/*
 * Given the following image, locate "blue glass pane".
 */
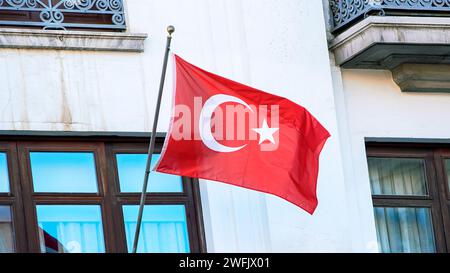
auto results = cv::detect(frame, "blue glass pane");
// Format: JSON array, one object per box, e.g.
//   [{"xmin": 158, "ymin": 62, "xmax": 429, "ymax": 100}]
[
  {"xmin": 36, "ymin": 205, "xmax": 105, "ymax": 253},
  {"xmin": 116, "ymin": 154, "xmax": 182, "ymax": 192},
  {"xmin": 122, "ymin": 205, "xmax": 190, "ymax": 253},
  {"xmin": 0, "ymin": 153, "xmax": 9, "ymax": 192},
  {"xmin": 374, "ymin": 207, "xmax": 436, "ymax": 253},
  {"xmin": 30, "ymin": 152, "xmax": 98, "ymax": 193}
]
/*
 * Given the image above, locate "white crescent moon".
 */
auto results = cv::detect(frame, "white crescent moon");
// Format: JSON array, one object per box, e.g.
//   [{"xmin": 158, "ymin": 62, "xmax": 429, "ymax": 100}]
[{"xmin": 199, "ymin": 94, "xmax": 253, "ymax": 153}]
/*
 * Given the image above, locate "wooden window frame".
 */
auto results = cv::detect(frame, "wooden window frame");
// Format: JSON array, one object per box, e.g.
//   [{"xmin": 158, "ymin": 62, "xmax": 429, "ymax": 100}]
[
  {"xmin": 0, "ymin": 142, "xmax": 27, "ymax": 252},
  {"xmin": 366, "ymin": 143, "xmax": 450, "ymax": 253},
  {"xmin": 0, "ymin": 135, "xmax": 206, "ymax": 253},
  {"xmin": 433, "ymin": 148, "xmax": 450, "ymax": 251}
]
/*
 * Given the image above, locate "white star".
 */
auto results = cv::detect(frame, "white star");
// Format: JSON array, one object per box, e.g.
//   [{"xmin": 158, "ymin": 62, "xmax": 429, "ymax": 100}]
[{"xmin": 252, "ymin": 119, "xmax": 279, "ymax": 145}]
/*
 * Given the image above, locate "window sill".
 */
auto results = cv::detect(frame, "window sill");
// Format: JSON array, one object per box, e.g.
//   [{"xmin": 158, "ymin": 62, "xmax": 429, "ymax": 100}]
[{"xmin": 0, "ymin": 28, "xmax": 147, "ymax": 52}]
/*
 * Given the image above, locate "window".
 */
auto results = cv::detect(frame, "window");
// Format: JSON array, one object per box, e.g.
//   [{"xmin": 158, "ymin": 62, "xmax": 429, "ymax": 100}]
[
  {"xmin": 367, "ymin": 144, "xmax": 450, "ymax": 253},
  {"xmin": 109, "ymin": 142, "xmax": 204, "ymax": 253},
  {"xmin": 0, "ymin": 137, "xmax": 205, "ymax": 253}
]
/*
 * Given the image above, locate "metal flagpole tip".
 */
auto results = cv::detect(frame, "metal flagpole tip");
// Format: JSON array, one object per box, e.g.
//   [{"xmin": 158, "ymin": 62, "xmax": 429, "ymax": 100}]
[{"xmin": 167, "ymin": 25, "xmax": 175, "ymax": 36}]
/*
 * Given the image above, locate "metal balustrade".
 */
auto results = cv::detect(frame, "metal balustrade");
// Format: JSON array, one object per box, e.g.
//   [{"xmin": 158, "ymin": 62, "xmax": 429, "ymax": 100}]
[
  {"xmin": 330, "ymin": 0, "xmax": 450, "ymax": 32},
  {"xmin": 0, "ymin": 0, "xmax": 126, "ymax": 31}
]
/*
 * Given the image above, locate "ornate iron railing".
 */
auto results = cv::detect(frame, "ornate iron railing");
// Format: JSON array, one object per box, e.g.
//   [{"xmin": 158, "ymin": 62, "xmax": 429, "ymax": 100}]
[
  {"xmin": 0, "ymin": 0, "xmax": 126, "ymax": 30},
  {"xmin": 330, "ymin": 0, "xmax": 450, "ymax": 32}
]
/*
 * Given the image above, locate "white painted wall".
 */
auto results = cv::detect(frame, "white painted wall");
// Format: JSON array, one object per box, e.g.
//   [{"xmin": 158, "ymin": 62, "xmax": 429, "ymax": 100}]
[
  {"xmin": 341, "ymin": 69, "xmax": 450, "ymax": 140},
  {"xmin": 0, "ymin": 0, "xmax": 381, "ymax": 252},
  {"xmin": 328, "ymin": 59, "xmax": 381, "ymax": 253}
]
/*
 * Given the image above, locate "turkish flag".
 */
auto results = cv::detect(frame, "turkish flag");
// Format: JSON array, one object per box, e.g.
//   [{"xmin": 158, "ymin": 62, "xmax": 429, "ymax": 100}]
[{"xmin": 155, "ymin": 54, "xmax": 330, "ymax": 214}]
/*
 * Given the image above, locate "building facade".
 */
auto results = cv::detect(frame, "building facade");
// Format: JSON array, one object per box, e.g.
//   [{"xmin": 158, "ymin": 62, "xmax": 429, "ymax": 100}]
[{"xmin": 0, "ymin": 0, "xmax": 449, "ymax": 253}]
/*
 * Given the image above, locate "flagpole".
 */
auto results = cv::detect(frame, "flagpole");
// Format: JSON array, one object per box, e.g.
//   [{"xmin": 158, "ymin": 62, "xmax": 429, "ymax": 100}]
[{"xmin": 131, "ymin": 25, "xmax": 175, "ymax": 253}]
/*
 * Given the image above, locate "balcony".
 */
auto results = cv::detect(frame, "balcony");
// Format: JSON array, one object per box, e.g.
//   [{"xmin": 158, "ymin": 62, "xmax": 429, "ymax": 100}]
[
  {"xmin": 329, "ymin": 0, "xmax": 450, "ymax": 92},
  {"xmin": 0, "ymin": 0, "xmax": 126, "ymax": 31},
  {"xmin": 330, "ymin": 0, "xmax": 450, "ymax": 33}
]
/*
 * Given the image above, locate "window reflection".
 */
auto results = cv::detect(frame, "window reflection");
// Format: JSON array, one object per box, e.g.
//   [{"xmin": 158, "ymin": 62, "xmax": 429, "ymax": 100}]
[
  {"xmin": 39, "ymin": 227, "xmax": 66, "ymax": 253},
  {"xmin": 36, "ymin": 205, "xmax": 105, "ymax": 253},
  {"xmin": 30, "ymin": 152, "xmax": 98, "ymax": 193},
  {"xmin": 0, "ymin": 153, "xmax": 9, "ymax": 193},
  {"xmin": 116, "ymin": 154, "xmax": 183, "ymax": 192},
  {"xmin": 122, "ymin": 205, "xmax": 190, "ymax": 253},
  {"xmin": 0, "ymin": 206, "xmax": 14, "ymax": 253}
]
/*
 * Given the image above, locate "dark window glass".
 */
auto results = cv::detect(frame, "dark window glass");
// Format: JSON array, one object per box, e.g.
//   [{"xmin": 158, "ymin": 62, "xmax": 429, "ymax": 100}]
[
  {"xmin": 0, "ymin": 206, "xmax": 14, "ymax": 253},
  {"xmin": 374, "ymin": 207, "xmax": 435, "ymax": 253},
  {"xmin": 368, "ymin": 157, "xmax": 428, "ymax": 196}
]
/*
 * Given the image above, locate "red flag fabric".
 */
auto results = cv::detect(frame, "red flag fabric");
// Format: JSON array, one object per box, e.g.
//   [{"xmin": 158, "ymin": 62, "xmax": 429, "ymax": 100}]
[{"xmin": 155, "ymin": 54, "xmax": 330, "ymax": 214}]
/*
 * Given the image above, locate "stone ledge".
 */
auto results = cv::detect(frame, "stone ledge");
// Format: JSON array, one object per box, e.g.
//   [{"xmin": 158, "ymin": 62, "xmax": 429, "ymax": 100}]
[
  {"xmin": 329, "ymin": 16, "xmax": 450, "ymax": 69},
  {"xmin": 392, "ymin": 64, "xmax": 450, "ymax": 93},
  {"xmin": 0, "ymin": 28, "xmax": 148, "ymax": 52}
]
